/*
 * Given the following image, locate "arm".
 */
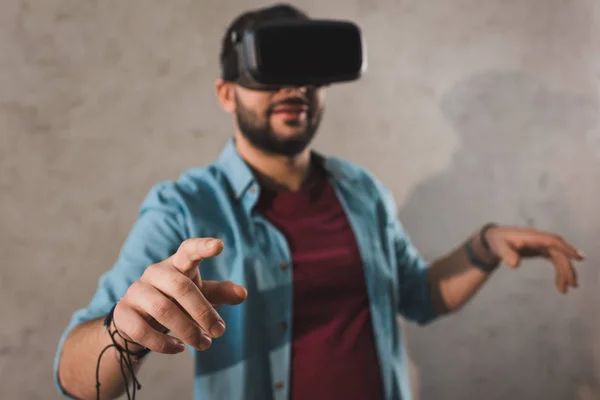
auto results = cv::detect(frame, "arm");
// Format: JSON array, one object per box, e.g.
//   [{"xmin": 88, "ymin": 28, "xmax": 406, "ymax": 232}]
[
  {"xmin": 373, "ymin": 177, "xmax": 582, "ymax": 323},
  {"xmin": 427, "ymin": 225, "xmax": 500, "ymax": 315},
  {"xmin": 378, "ymin": 184, "xmax": 582, "ymax": 323},
  {"xmin": 55, "ymin": 183, "xmax": 247, "ymax": 399},
  {"xmin": 427, "ymin": 224, "xmax": 584, "ymax": 315},
  {"xmin": 55, "ymin": 184, "xmax": 185, "ymax": 399},
  {"xmin": 57, "ymin": 239, "xmax": 246, "ymax": 400},
  {"xmin": 57, "ymin": 317, "xmax": 147, "ymax": 400}
]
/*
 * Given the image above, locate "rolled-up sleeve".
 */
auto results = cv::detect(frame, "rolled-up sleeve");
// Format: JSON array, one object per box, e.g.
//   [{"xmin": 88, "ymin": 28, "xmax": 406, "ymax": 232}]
[
  {"xmin": 391, "ymin": 218, "xmax": 438, "ymax": 325},
  {"xmin": 379, "ymin": 185, "xmax": 439, "ymax": 325},
  {"xmin": 53, "ymin": 182, "xmax": 187, "ymax": 397}
]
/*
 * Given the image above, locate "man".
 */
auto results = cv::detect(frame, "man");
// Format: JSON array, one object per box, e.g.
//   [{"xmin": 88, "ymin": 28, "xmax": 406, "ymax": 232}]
[{"xmin": 54, "ymin": 4, "xmax": 584, "ymax": 400}]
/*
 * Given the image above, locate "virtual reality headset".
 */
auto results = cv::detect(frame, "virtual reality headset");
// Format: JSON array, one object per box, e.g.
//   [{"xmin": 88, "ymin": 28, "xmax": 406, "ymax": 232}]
[{"xmin": 222, "ymin": 19, "xmax": 366, "ymax": 90}]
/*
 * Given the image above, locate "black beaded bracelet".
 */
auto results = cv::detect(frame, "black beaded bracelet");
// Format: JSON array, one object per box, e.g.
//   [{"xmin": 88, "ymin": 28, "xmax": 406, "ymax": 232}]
[
  {"xmin": 480, "ymin": 222, "xmax": 498, "ymax": 252},
  {"xmin": 464, "ymin": 240, "xmax": 498, "ymax": 272},
  {"xmin": 464, "ymin": 223, "xmax": 500, "ymax": 272}
]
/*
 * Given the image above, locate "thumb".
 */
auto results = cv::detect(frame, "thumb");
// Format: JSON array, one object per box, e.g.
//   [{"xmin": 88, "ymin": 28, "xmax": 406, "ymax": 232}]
[{"xmin": 494, "ymin": 240, "xmax": 521, "ymax": 268}]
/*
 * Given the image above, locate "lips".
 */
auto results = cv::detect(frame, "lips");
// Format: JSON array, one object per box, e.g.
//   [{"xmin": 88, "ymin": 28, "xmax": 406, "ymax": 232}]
[{"xmin": 272, "ymin": 104, "xmax": 309, "ymax": 113}]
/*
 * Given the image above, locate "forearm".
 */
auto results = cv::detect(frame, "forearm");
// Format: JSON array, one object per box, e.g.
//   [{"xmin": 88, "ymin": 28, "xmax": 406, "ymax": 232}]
[
  {"xmin": 428, "ymin": 228, "xmax": 499, "ymax": 314},
  {"xmin": 57, "ymin": 317, "xmax": 146, "ymax": 400}
]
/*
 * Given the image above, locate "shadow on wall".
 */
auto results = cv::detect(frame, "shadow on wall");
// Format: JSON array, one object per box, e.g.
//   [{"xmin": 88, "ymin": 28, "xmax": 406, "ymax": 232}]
[{"xmin": 398, "ymin": 70, "xmax": 600, "ymax": 400}]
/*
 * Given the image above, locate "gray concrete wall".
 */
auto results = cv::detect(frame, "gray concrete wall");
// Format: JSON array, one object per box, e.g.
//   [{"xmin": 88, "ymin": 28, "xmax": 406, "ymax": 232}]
[{"xmin": 1, "ymin": 0, "xmax": 598, "ymax": 399}]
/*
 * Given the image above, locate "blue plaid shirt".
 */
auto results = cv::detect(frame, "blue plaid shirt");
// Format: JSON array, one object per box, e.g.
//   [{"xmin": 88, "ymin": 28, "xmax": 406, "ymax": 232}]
[{"xmin": 54, "ymin": 139, "xmax": 438, "ymax": 400}]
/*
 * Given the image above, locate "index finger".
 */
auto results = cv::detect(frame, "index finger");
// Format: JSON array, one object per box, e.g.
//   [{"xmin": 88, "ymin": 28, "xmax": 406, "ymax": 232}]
[{"xmin": 170, "ymin": 238, "xmax": 224, "ymax": 274}]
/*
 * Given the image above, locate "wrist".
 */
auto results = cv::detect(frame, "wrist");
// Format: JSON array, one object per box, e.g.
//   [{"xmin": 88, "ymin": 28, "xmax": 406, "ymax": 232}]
[
  {"xmin": 479, "ymin": 223, "xmax": 498, "ymax": 256},
  {"xmin": 105, "ymin": 303, "xmax": 150, "ymax": 359},
  {"xmin": 465, "ymin": 223, "xmax": 501, "ymax": 272}
]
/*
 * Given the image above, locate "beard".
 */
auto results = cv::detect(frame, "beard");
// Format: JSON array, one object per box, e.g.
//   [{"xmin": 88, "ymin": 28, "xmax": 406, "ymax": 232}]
[{"xmin": 234, "ymin": 94, "xmax": 323, "ymax": 157}]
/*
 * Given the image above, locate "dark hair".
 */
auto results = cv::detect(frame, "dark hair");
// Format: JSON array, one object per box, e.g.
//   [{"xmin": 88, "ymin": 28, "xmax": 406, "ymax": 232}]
[{"xmin": 219, "ymin": 3, "xmax": 309, "ymax": 81}]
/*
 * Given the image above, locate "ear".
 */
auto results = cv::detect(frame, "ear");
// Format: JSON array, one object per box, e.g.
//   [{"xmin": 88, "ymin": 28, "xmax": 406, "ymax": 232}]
[{"xmin": 215, "ymin": 79, "xmax": 236, "ymax": 113}]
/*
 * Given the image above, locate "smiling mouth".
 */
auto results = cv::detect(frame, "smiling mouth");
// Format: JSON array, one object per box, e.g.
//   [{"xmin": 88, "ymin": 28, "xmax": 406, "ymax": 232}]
[
  {"xmin": 271, "ymin": 104, "xmax": 309, "ymax": 121},
  {"xmin": 272, "ymin": 104, "xmax": 309, "ymax": 113}
]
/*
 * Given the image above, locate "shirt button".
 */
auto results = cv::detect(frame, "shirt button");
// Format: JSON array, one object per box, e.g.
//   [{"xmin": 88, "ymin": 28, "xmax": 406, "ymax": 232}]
[
  {"xmin": 249, "ymin": 185, "xmax": 257, "ymax": 193},
  {"xmin": 274, "ymin": 381, "xmax": 285, "ymax": 390},
  {"xmin": 279, "ymin": 321, "xmax": 288, "ymax": 331},
  {"xmin": 280, "ymin": 261, "xmax": 289, "ymax": 270}
]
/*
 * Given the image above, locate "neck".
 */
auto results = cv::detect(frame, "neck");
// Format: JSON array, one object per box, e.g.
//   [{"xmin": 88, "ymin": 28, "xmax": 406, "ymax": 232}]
[{"xmin": 234, "ymin": 133, "xmax": 312, "ymax": 191}]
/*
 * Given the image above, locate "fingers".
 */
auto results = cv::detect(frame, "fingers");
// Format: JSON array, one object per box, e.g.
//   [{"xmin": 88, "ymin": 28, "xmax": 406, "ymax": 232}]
[
  {"xmin": 512, "ymin": 228, "xmax": 583, "ymax": 261},
  {"xmin": 115, "ymin": 237, "xmax": 246, "ymax": 355},
  {"xmin": 126, "ymin": 281, "xmax": 213, "ymax": 350},
  {"xmin": 518, "ymin": 231, "xmax": 581, "ymax": 294},
  {"xmin": 548, "ymin": 247, "xmax": 578, "ymax": 294},
  {"xmin": 170, "ymin": 238, "xmax": 225, "ymax": 275},
  {"xmin": 142, "ymin": 264, "xmax": 226, "ymax": 339},
  {"xmin": 113, "ymin": 302, "xmax": 186, "ymax": 354},
  {"xmin": 202, "ymin": 281, "xmax": 248, "ymax": 307},
  {"xmin": 545, "ymin": 234, "xmax": 585, "ymax": 261}
]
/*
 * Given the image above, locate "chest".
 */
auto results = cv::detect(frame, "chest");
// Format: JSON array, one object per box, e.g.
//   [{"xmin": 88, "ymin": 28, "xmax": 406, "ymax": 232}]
[
  {"xmin": 194, "ymin": 179, "xmax": 397, "ymax": 306},
  {"xmin": 268, "ymin": 203, "xmax": 365, "ymax": 296},
  {"xmin": 260, "ymin": 179, "xmax": 368, "ymax": 285}
]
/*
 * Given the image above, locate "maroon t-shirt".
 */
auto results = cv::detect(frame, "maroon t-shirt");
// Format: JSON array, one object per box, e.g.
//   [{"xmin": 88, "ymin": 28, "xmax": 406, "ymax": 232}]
[{"xmin": 257, "ymin": 165, "xmax": 384, "ymax": 400}]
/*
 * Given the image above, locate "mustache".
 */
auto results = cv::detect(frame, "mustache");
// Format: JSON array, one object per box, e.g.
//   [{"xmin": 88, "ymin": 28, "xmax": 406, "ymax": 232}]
[{"xmin": 268, "ymin": 97, "xmax": 311, "ymax": 114}]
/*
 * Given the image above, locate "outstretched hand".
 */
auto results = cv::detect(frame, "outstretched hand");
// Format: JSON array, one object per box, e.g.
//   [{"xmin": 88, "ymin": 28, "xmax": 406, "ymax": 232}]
[
  {"xmin": 114, "ymin": 238, "xmax": 248, "ymax": 354},
  {"xmin": 484, "ymin": 226, "xmax": 585, "ymax": 294}
]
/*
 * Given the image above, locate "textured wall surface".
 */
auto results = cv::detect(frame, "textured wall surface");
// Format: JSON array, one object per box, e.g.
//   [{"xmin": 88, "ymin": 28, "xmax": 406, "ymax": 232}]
[{"xmin": 1, "ymin": 0, "xmax": 599, "ymax": 399}]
